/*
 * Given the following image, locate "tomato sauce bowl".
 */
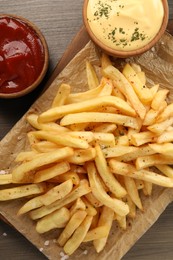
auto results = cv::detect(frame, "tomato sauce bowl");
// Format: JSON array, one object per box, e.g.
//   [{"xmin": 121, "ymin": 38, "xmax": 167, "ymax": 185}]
[{"xmin": 0, "ymin": 14, "xmax": 49, "ymax": 98}]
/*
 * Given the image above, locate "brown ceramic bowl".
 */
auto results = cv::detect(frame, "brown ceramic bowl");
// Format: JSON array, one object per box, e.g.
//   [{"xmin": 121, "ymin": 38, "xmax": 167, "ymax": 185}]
[
  {"xmin": 0, "ymin": 14, "xmax": 49, "ymax": 99},
  {"xmin": 83, "ymin": 0, "xmax": 169, "ymax": 58}
]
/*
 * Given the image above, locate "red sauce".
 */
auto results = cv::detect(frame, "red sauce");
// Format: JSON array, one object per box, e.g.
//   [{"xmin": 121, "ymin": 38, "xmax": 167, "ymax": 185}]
[{"xmin": 0, "ymin": 16, "xmax": 45, "ymax": 94}]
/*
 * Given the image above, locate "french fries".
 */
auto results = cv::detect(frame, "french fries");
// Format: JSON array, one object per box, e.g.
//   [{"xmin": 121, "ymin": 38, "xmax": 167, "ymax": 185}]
[
  {"xmin": 18, "ymin": 180, "xmax": 73, "ymax": 215},
  {"xmin": 1, "ymin": 54, "xmax": 173, "ymax": 257},
  {"xmin": 36, "ymin": 207, "xmax": 70, "ymax": 233},
  {"xmin": 12, "ymin": 147, "xmax": 73, "ymax": 182},
  {"xmin": 57, "ymin": 210, "xmax": 87, "ymax": 246},
  {"xmin": 87, "ymin": 162, "xmax": 129, "ymax": 216},
  {"xmin": 0, "ymin": 183, "xmax": 46, "ymax": 201}
]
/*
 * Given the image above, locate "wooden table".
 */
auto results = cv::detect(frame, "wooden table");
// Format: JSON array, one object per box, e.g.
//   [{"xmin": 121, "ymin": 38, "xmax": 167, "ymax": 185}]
[{"xmin": 0, "ymin": 1, "xmax": 173, "ymax": 259}]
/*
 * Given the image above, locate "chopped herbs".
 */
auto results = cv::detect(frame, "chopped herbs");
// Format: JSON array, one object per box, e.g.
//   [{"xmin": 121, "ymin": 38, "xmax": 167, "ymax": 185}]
[
  {"xmin": 131, "ymin": 28, "xmax": 147, "ymax": 42},
  {"xmin": 94, "ymin": 1, "xmax": 112, "ymax": 19}
]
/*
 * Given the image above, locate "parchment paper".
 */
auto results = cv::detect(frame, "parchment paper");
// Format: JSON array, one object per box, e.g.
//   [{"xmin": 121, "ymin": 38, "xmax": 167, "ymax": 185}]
[{"xmin": 1, "ymin": 32, "xmax": 173, "ymax": 260}]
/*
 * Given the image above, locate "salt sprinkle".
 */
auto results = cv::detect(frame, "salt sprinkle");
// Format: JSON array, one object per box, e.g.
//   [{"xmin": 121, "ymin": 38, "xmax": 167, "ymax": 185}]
[
  {"xmin": 59, "ymin": 251, "xmax": 69, "ymax": 260},
  {"xmin": 83, "ymin": 250, "xmax": 88, "ymax": 255},
  {"xmin": 39, "ymin": 248, "xmax": 44, "ymax": 252},
  {"xmin": 44, "ymin": 240, "xmax": 50, "ymax": 246},
  {"xmin": 60, "ymin": 255, "xmax": 69, "ymax": 260},
  {"xmin": 0, "ymin": 170, "xmax": 7, "ymax": 175},
  {"xmin": 2, "ymin": 232, "xmax": 7, "ymax": 236},
  {"xmin": 151, "ymin": 47, "xmax": 155, "ymax": 52}
]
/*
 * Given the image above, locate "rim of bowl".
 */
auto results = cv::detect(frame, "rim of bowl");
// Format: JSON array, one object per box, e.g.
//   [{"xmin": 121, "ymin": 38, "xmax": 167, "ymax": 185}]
[
  {"xmin": 0, "ymin": 14, "xmax": 49, "ymax": 99},
  {"xmin": 83, "ymin": 0, "xmax": 169, "ymax": 58}
]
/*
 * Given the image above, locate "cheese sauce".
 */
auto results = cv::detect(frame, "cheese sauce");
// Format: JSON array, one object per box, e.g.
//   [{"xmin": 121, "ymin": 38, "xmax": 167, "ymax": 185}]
[{"xmin": 87, "ymin": 0, "xmax": 164, "ymax": 51}]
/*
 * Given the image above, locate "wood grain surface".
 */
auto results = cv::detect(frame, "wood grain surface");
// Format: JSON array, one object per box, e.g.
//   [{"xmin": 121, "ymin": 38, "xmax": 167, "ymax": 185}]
[{"xmin": 0, "ymin": 1, "xmax": 173, "ymax": 260}]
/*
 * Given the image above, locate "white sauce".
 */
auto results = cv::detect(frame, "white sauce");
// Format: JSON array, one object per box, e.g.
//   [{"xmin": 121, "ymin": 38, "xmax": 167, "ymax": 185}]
[{"xmin": 87, "ymin": 0, "xmax": 164, "ymax": 51}]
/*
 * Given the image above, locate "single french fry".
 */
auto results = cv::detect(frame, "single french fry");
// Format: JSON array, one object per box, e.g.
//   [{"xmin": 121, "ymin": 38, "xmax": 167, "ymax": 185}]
[
  {"xmin": 34, "ymin": 162, "xmax": 70, "ymax": 183},
  {"xmin": 143, "ymin": 109, "xmax": 160, "ymax": 126},
  {"xmin": 114, "ymin": 214, "xmax": 127, "ymax": 230},
  {"xmin": 15, "ymin": 150, "xmax": 40, "ymax": 162},
  {"xmin": 157, "ymin": 103, "xmax": 173, "ymax": 122},
  {"xmin": 117, "ymin": 135, "xmax": 129, "ymax": 146},
  {"xmin": 137, "ymin": 71, "xmax": 146, "ymax": 85},
  {"xmin": 157, "ymin": 130, "xmax": 173, "ymax": 143},
  {"xmin": 116, "ymin": 145, "xmax": 155, "ymax": 162},
  {"xmin": 147, "ymin": 117, "xmax": 173, "ymax": 135},
  {"xmin": 63, "ymin": 215, "xmax": 93, "ymax": 255},
  {"xmin": 95, "ymin": 144, "xmax": 126, "ymax": 198},
  {"xmin": 93, "ymin": 206, "xmax": 114, "ymax": 253},
  {"xmin": 122, "ymin": 63, "xmax": 153, "ymax": 104},
  {"xmin": 83, "ymin": 226, "xmax": 109, "ymax": 242},
  {"xmin": 87, "ymin": 162, "xmax": 129, "ymax": 216},
  {"xmin": 38, "ymin": 95, "xmax": 136, "ymax": 123},
  {"xmin": 40, "ymin": 179, "xmax": 73, "ymax": 206},
  {"xmin": 68, "ymin": 131, "xmax": 94, "ymax": 143},
  {"xmin": 69, "ymin": 123, "xmax": 89, "ymax": 131},
  {"xmin": 49, "ymin": 171, "xmax": 80, "ymax": 186},
  {"xmin": 86, "ymin": 60, "xmax": 99, "ymax": 89},
  {"xmin": 103, "ymin": 65, "xmax": 146, "ymax": 119},
  {"xmin": 123, "ymin": 176, "xmax": 143, "ymax": 210},
  {"xmin": 85, "ymin": 192, "xmax": 103, "ymax": 208},
  {"xmin": 82, "ymin": 197, "xmax": 97, "ymax": 216},
  {"xmin": 150, "ymin": 84, "xmax": 159, "ymax": 99},
  {"xmin": 27, "ymin": 131, "xmax": 38, "ymax": 146},
  {"xmin": 67, "ymin": 148, "xmax": 96, "ymax": 164},
  {"xmin": 149, "ymin": 143, "xmax": 173, "ymax": 156},
  {"xmin": 0, "ymin": 174, "xmax": 12, "ymax": 185},
  {"xmin": 27, "ymin": 113, "xmax": 69, "ymax": 132},
  {"xmin": 51, "ymin": 83, "xmax": 71, "ymax": 107},
  {"xmin": 101, "ymin": 52, "xmax": 112, "ymax": 70},
  {"xmin": 112, "ymin": 85, "xmax": 126, "ymax": 100},
  {"xmin": 93, "ymin": 132, "xmax": 116, "ymax": 147},
  {"xmin": 92, "ymin": 123, "xmax": 117, "ymax": 133},
  {"xmin": 130, "ymin": 131, "xmax": 156, "ymax": 146},
  {"xmin": 32, "ymin": 130, "xmax": 89, "ymax": 149},
  {"xmin": 90, "ymin": 209, "xmax": 100, "ymax": 229},
  {"xmin": 103, "ymin": 146, "xmax": 138, "ymax": 158},
  {"xmin": 97, "ymin": 78, "xmax": 113, "ymax": 96},
  {"xmin": 151, "ymin": 89, "xmax": 169, "ymax": 111},
  {"xmin": 142, "ymin": 181, "xmax": 153, "ymax": 196},
  {"xmin": 69, "ymin": 198, "xmax": 86, "ymax": 216},
  {"xmin": 126, "ymin": 195, "xmax": 136, "ymax": 219},
  {"xmin": 60, "ymin": 112, "xmax": 139, "ymax": 130},
  {"xmin": 155, "ymin": 165, "xmax": 173, "ymax": 179},
  {"xmin": 36, "ymin": 207, "xmax": 70, "ymax": 233},
  {"xmin": 32, "ymin": 141, "xmax": 60, "ymax": 153},
  {"xmin": 30, "ymin": 180, "xmax": 91, "ymax": 220},
  {"xmin": 66, "ymin": 80, "xmax": 109, "ymax": 104},
  {"xmin": 136, "ymin": 154, "xmax": 173, "ymax": 170},
  {"xmin": 0, "ymin": 183, "xmax": 46, "ymax": 201},
  {"xmin": 57, "ymin": 210, "xmax": 87, "ymax": 246},
  {"xmin": 109, "ymin": 159, "xmax": 173, "ymax": 187}
]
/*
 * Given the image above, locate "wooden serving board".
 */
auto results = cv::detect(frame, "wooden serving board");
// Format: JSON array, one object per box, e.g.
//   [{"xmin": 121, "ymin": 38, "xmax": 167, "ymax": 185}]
[{"xmin": 0, "ymin": 22, "xmax": 173, "ymax": 225}]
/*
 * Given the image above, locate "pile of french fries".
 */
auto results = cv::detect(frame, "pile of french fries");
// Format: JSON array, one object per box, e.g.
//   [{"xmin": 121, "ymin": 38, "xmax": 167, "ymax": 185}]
[{"xmin": 1, "ymin": 53, "xmax": 173, "ymax": 255}]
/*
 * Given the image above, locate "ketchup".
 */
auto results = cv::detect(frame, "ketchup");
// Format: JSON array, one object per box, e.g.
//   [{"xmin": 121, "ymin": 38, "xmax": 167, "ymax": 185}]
[{"xmin": 0, "ymin": 16, "xmax": 45, "ymax": 94}]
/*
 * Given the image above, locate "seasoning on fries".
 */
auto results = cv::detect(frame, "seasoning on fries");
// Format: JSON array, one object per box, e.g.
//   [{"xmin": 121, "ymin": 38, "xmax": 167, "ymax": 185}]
[{"xmin": 1, "ymin": 54, "xmax": 173, "ymax": 256}]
